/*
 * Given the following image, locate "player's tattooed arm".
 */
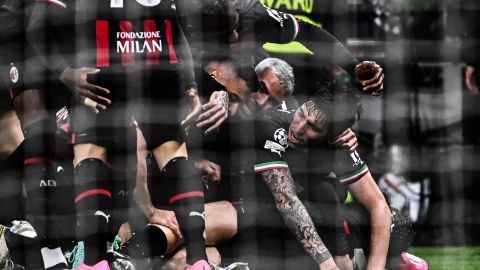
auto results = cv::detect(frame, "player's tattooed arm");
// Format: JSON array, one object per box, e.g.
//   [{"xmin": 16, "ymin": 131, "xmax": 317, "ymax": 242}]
[{"xmin": 261, "ymin": 168, "xmax": 339, "ymax": 269}]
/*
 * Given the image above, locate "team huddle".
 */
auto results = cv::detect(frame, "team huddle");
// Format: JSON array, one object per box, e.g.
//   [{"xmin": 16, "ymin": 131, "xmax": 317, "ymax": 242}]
[{"xmin": 0, "ymin": 0, "xmax": 427, "ymax": 270}]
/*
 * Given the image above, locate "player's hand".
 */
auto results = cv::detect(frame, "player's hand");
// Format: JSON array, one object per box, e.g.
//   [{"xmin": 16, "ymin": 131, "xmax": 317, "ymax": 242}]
[
  {"xmin": 194, "ymin": 159, "xmax": 222, "ymax": 182},
  {"xmin": 59, "ymin": 67, "xmax": 111, "ymax": 113},
  {"xmin": 319, "ymin": 258, "xmax": 340, "ymax": 270},
  {"xmin": 196, "ymin": 90, "xmax": 229, "ymax": 134},
  {"xmin": 355, "ymin": 61, "xmax": 384, "ymax": 96},
  {"xmin": 465, "ymin": 65, "xmax": 479, "ymax": 95},
  {"xmin": 181, "ymin": 89, "xmax": 202, "ymax": 128},
  {"xmin": 148, "ymin": 208, "xmax": 182, "ymax": 239},
  {"xmin": 331, "ymin": 128, "xmax": 358, "ymax": 151}
]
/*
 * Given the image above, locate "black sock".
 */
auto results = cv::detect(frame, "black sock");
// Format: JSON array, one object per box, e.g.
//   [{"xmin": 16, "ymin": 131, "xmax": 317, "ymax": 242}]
[
  {"xmin": 74, "ymin": 158, "xmax": 114, "ymax": 264},
  {"xmin": 108, "ymin": 132, "xmax": 137, "ymax": 244},
  {"xmin": 22, "ymin": 119, "xmax": 61, "ymax": 246},
  {"xmin": 0, "ymin": 143, "xmax": 24, "ymax": 224},
  {"xmin": 159, "ymin": 157, "xmax": 207, "ymax": 264}
]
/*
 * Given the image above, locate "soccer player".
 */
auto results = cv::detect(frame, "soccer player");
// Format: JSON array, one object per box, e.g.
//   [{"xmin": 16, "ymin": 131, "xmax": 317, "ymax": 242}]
[
  {"xmin": 255, "ymin": 57, "xmax": 295, "ymax": 104},
  {"xmin": 252, "ymin": 80, "xmax": 391, "ymax": 270},
  {"xmin": 28, "ymin": 1, "xmax": 210, "ymax": 269},
  {"xmin": 209, "ymin": 55, "xmax": 422, "ymax": 269},
  {"xmin": 177, "ymin": 0, "xmax": 384, "ymax": 96},
  {"xmin": 127, "ymin": 53, "xmax": 416, "ymax": 270},
  {"xmin": 0, "ymin": 0, "xmax": 79, "ymax": 268}
]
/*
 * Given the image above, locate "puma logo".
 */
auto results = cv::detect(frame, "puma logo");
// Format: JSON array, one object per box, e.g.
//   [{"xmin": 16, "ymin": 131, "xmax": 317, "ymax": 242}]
[
  {"xmin": 95, "ymin": 210, "xmax": 111, "ymax": 224},
  {"xmin": 189, "ymin": 211, "xmax": 205, "ymax": 220},
  {"xmin": 189, "ymin": 211, "xmax": 206, "ymax": 240}
]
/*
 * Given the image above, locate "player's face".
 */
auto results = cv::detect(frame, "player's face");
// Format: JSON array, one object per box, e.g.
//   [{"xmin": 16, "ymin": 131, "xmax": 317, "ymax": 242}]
[
  {"xmin": 288, "ymin": 101, "xmax": 330, "ymax": 148},
  {"xmin": 257, "ymin": 69, "xmax": 287, "ymax": 102},
  {"xmin": 208, "ymin": 62, "xmax": 250, "ymax": 102}
]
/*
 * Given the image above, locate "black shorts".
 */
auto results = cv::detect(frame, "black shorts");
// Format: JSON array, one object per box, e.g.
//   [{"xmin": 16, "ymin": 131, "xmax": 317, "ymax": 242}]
[
  {"xmin": 0, "ymin": 6, "xmax": 24, "ymax": 99},
  {"xmin": 134, "ymin": 98, "xmax": 186, "ymax": 150},
  {"xmin": 0, "ymin": 6, "xmax": 47, "ymax": 100},
  {"xmin": 0, "ymin": 13, "xmax": 67, "ymax": 112},
  {"xmin": 71, "ymin": 102, "xmax": 136, "ymax": 154},
  {"xmin": 71, "ymin": 98, "xmax": 184, "ymax": 152},
  {"xmin": 77, "ymin": 68, "xmax": 185, "ymax": 150}
]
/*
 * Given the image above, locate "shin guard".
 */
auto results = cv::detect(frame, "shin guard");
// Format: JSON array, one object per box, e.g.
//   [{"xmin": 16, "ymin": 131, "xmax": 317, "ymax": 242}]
[
  {"xmin": 154, "ymin": 157, "xmax": 206, "ymax": 264},
  {"xmin": 22, "ymin": 119, "xmax": 57, "ymax": 244},
  {"xmin": 74, "ymin": 158, "xmax": 114, "ymax": 264}
]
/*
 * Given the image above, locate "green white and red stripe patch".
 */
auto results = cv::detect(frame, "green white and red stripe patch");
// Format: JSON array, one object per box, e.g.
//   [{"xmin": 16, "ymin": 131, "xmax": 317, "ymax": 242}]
[
  {"xmin": 338, "ymin": 164, "xmax": 369, "ymax": 185},
  {"xmin": 288, "ymin": 14, "xmax": 300, "ymax": 42},
  {"xmin": 254, "ymin": 161, "xmax": 289, "ymax": 173}
]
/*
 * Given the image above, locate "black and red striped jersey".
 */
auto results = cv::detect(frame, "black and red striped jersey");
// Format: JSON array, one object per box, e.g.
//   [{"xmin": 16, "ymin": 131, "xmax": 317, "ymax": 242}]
[{"xmin": 28, "ymin": 0, "xmax": 196, "ymax": 94}]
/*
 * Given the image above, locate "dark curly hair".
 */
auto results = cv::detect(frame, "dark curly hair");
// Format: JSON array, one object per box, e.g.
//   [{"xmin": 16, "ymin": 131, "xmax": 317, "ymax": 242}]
[
  {"xmin": 306, "ymin": 79, "xmax": 362, "ymax": 139},
  {"xmin": 202, "ymin": 48, "xmax": 258, "ymax": 92}
]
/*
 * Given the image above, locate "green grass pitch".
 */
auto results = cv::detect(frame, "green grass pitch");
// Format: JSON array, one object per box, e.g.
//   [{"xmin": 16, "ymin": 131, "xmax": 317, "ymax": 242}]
[{"xmin": 409, "ymin": 246, "xmax": 480, "ymax": 270}]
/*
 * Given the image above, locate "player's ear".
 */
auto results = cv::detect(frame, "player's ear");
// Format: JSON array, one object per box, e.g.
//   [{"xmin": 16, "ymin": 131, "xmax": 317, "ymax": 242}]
[{"xmin": 209, "ymin": 68, "xmax": 219, "ymax": 79}]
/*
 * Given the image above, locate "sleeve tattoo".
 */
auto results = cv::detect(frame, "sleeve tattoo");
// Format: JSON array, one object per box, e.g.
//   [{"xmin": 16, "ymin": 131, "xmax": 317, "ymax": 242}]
[
  {"xmin": 262, "ymin": 168, "xmax": 333, "ymax": 264},
  {"xmin": 217, "ymin": 90, "xmax": 229, "ymax": 112}
]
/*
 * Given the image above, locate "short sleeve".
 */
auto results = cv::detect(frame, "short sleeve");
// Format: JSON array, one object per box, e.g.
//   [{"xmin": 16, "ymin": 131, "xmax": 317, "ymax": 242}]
[
  {"xmin": 253, "ymin": 110, "xmax": 291, "ymax": 172},
  {"xmin": 333, "ymin": 149, "xmax": 369, "ymax": 185}
]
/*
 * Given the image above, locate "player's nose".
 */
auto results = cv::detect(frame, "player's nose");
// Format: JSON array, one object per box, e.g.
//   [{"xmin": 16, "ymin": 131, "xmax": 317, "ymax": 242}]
[{"xmin": 296, "ymin": 120, "xmax": 307, "ymax": 134}]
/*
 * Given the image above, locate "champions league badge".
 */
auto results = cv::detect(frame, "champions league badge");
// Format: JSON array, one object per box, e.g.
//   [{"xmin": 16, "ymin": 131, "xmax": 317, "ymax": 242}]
[
  {"xmin": 9, "ymin": 64, "xmax": 19, "ymax": 84},
  {"xmin": 264, "ymin": 128, "xmax": 289, "ymax": 157},
  {"xmin": 274, "ymin": 128, "xmax": 288, "ymax": 148}
]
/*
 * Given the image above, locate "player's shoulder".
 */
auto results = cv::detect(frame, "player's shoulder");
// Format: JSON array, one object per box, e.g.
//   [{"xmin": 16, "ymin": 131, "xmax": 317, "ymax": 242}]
[
  {"xmin": 255, "ymin": 98, "xmax": 296, "ymax": 129},
  {"xmin": 253, "ymin": 110, "xmax": 290, "ymax": 163},
  {"xmin": 255, "ymin": 107, "xmax": 288, "ymax": 129},
  {"xmin": 254, "ymin": 108, "xmax": 290, "ymax": 151}
]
